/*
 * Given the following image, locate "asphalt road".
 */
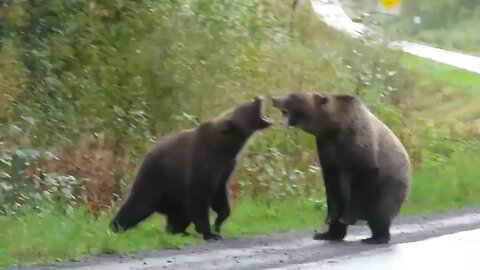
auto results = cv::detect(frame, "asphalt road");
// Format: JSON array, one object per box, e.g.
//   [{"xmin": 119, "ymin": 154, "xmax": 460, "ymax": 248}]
[
  {"xmin": 14, "ymin": 207, "xmax": 480, "ymax": 270},
  {"xmin": 269, "ymin": 228, "xmax": 480, "ymax": 270}
]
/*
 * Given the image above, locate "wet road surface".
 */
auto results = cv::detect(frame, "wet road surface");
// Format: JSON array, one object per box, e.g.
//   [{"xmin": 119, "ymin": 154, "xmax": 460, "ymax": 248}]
[
  {"xmin": 310, "ymin": 0, "xmax": 480, "ymax": 74},
  {"xmin": 267, "ymin": 228, "xmax": 480, "ymax": 270},
  {"xmin": 15, "ymin": 207, "xmax": 480, "ymax": 270}
]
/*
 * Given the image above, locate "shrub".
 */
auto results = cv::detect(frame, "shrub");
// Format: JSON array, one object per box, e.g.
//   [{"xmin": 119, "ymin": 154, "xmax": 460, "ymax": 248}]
[{"xmin": 0, "ymin": 0, "xmax": 410, "ymax": 214}]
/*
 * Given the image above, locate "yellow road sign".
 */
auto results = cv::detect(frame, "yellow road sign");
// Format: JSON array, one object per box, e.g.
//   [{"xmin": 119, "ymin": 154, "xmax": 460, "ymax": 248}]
[{"xmin": 379, "ymin": 0, "xmax": 401, "ymax": 11}]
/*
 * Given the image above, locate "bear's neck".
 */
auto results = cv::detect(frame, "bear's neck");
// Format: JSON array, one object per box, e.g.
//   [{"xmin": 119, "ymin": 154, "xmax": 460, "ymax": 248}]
[{"xmin": 220, "ymin": 135, "xmax": 250, "ymax": 158}]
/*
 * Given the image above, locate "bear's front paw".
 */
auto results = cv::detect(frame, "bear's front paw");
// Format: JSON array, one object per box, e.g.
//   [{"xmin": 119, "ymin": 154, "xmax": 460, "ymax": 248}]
[
  {"xmin": 313, "ymin": 231, "xmax": 345, "ymax": 241},
  {"xmin": 203, "ymin": 233, "xmax": 223, "ymax": 242}
]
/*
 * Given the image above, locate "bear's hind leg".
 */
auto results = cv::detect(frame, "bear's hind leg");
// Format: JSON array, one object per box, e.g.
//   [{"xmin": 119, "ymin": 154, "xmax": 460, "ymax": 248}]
[
  {"xmin": 187, "ymin": 187, "xmax": 221, "ymax": 241},
  {"xmin": 363, "ymin": 216, "xmax": 391, "ymax": 244},
  {"xmin": 313, "ymin": 219, "xmax": 347, "ymax": 241},
  {"xmin": 362, "ymin": 194, "xmax": 394, "ymax": 244},
  {"xmin": 362, "ymin": 182, "xmax": 405, "ymax": 244},
  {"xmin": 110, "ymin": 196, "xmax": 155, "ymax": 233},
  {"xmin": 165, "ymin": 210, "xmax": 191, "ymax": 236},
  {"xmin": 339, "ymin": 190, "xmax": 361, "ymax": 225}
]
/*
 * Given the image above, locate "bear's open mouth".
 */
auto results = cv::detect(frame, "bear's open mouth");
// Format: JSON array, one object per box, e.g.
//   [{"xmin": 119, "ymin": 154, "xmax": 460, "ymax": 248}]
[
  {"xmin": 280, "ymin": 110, "xmax": 290, "ymax": 127},
  {"xmin": 271, "ymin": 96, "xmax": 290, "ymax": 127},
  {"xmin": 256, "ymin": 96, "xmax": 274, "ymax": 124}
]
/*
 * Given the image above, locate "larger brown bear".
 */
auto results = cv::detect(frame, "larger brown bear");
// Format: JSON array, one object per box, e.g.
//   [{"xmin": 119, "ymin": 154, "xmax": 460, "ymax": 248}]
[
  {"xmin": 272, "ymin": 92, "xmax": 411, "ymax": 244},
  {"xmin": 110, "ymin": 96, "xmax": 273, "ymax": 241}
]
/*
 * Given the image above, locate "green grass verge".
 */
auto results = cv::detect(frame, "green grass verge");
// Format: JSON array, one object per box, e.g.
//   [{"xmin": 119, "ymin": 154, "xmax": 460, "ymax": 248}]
[
  {"xmin": 402, "ymin": 54, "xmax": 480, "ymax": 124},
  {"xmin": 403, "ymin": 54, "xmax": 480, "ymax": 98},
  {"xmin": 3, "ymin": 147, "xmax": 480, "ymax": 267},
  {"xmin": 400, "ymin": 54, "xmax": 480, "ymax": 215},
  {"xmin": 0, "ymin": 197, "xmax": 325, "ymax": 266},
  {"xmin": 404, "ymin": 151, "xmax": 480, "ymax": 215}
]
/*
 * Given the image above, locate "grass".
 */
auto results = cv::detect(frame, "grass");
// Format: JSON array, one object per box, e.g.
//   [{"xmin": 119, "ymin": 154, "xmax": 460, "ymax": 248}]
[
  {"xmin": 3, "ymin": 147, "xmax": 480, "ymax": 266},
  {"xmin": 404, "ymin": 150, "xmax": 480, "ymax": 216},
  {"xmin": 401, "ymin": 54, "xmax": 480, "ymax": 129},
  {"xmin": 399, "ymin": 53, "xmax": 480, "ymax": 213},
  {"xmin": 0, "ymin": 197, "xmax": 325, "ymax": 266},
  {"xmin": 403, "ymin": 54, "xmax": 480, "ymax": 98},
  {"xmin": 403, "ymin": 19, "xmax": 480, "ymax": 56},
  {"xmin": 345, "ymin": 2, "xmax": 480, "ymax": 56}
]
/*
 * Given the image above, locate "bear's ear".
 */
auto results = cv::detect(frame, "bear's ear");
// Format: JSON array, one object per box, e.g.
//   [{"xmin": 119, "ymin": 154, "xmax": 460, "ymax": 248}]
[
  {"xmin": 313, "ymin": 93, "xmax": 328, "ymax": 105},
  {"xmin": 219, "ymin": 119, "xmax": 237, "ymax": 134}
]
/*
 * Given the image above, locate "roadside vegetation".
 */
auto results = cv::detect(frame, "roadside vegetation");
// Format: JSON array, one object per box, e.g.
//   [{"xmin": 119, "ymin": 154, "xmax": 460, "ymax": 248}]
[
  {"xmin": 342, "ymin": 0, "xmax": 480, "ymax": 54},
  {"xmin": 1, "ymin": 0, "xmax": 480, "ymax": 266}
]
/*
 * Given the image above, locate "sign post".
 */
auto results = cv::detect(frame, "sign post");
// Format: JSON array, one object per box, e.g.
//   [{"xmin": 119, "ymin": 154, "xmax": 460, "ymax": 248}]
[{"xmin": 377, "ymin": 0, "xmax": 401, "ymax": 16}]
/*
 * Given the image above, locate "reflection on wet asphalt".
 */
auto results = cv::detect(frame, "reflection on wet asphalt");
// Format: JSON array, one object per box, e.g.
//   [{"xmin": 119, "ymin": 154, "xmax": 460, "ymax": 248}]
[{"xmin": 268, "ymin": 228, "xmax": 480, "ymax": 270}]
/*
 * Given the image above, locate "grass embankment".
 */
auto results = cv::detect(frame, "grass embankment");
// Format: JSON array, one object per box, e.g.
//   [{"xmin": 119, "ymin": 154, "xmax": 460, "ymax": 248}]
[
  {"xmin": 342, "ymin": 0, "xmax": 480, "ymax": 55},
  {"xmin": 2, "ymin": 54, "xmax": 480, "ymax": 266},
  {"xmin": 0, "ymin": 198, "xmax": 323, "ymax": 266},
  {"xmin": 399, "ymin": 19, "xmax": 480, "ymax": 56},
  {"xmin": 401, "ymin": 54, "xmax": 480, "ymax": 215}
]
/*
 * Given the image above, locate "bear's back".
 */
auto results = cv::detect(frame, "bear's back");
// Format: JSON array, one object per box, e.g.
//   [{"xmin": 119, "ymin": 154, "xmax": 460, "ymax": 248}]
[
  {"xmin": 370, "ymin": 114, "xmax": 411, "ymax": 183},
  {"xmin": 132, "ymin": 129, "xmax": 196, "ymax": 198}
]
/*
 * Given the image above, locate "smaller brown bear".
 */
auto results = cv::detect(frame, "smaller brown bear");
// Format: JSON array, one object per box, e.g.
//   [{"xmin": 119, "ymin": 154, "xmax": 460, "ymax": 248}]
[
  {"xmin": 110, "ymin": 96, "xmax": 273, "ymax": 241},
  {"xmin": 272, "ymin": 92, "xmax": 411, "ymax": 244}
]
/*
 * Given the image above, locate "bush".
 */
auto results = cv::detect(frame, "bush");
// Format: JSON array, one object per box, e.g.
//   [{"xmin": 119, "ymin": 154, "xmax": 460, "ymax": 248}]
[
  {"xmin": 0, "ymin": 0, "xmax": 409, "ymax": 214},
  {"xmin": 0, "ymin": 144, "xmax": 85, "ymax": 215}
]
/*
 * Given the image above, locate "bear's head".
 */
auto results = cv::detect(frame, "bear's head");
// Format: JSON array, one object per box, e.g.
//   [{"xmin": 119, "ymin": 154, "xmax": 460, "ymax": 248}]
[
  {"xmin": 196, "ymin": 95, "xmax": 273, "ymax": 157},
  {"xmin": 272, "ymin": 92, "xmax": 357, "ymax": 137},
  {"xmin": 215, "ymin": 96, "xmax": 274, "ymax": 137}
]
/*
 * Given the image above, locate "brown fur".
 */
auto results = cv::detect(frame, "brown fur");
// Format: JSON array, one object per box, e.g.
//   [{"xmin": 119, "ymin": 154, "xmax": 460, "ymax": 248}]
[
  {"xmin": 272, "ymin": 92, "xmax": 411, "ymax": 244},
  {"xmin": 110, "ymin": 97, "xmax": 273, "ymax": 241}
]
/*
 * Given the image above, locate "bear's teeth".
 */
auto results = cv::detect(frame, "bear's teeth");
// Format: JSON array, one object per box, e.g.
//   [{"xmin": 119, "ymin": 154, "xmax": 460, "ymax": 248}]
[
  {"xmin": 282, "ymin": 115, "xmax": 290, "ymax": 127},
  {"xmin": 259, "ymin": 99, "xmax": 265, "ymax": 117}
]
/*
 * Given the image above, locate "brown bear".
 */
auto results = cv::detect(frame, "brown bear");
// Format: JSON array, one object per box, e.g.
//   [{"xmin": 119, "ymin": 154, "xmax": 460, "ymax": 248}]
[
  {"xmin": 272, "ymin": 92, "xmax": 411, "ymax": 244},
  {"xmin": 109, "ymin": 96, "xmax": 273, "ymax": 241}
]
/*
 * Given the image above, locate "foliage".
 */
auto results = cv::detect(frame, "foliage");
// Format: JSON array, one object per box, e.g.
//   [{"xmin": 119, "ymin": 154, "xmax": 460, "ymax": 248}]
[
  {"xmin": 0, "ymin": 0, "xmax": 410, "ymax": 215},
  {"xmin": 348, "ymin": 0, "xmax": 480, "ymax": 53},
  {"xmin": 0, "ymin": 144, "xmax": 84, "ymax": 215},
  {"xmin": 400, "ymin": 0, "xmax": 480, "ymax": 29}
]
